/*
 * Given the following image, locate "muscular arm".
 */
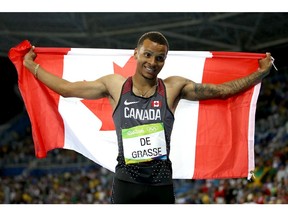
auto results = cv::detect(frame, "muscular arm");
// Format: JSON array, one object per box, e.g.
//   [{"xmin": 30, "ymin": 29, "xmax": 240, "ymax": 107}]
[
  {"xmin": 23, "ymin": 47, "xmax": 125, "ymax": 106},
  {"xmin": 181, "ymin": 53, "xmax": 273, "ymax": 101}
]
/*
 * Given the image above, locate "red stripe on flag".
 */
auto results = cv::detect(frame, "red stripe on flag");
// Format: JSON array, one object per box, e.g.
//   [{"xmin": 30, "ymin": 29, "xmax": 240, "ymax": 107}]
[
  {"xmin": 9, "ymin": 44, "xmax": 264, "ymax": 179},
  {"xmin": 193, "ymin": 52, "xmax": 263, "ymax": 179},
  {"xmin": 8, "ymin": 41, "xmax": 71, "ymax": 158}
]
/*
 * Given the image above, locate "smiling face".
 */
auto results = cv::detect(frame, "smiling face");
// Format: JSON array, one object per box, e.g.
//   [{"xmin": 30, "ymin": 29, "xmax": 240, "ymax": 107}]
[{"xmin": 134, "ymin": 38, "xmax": 168, "ymax": 80}]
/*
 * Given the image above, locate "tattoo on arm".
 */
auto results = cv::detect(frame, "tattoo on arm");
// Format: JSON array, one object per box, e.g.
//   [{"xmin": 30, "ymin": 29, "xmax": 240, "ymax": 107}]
[
  {"xmin": 224, "ymin": 71, "xmax": 268, "ymax": 96},
  {"xmin": 182, "ymin": 68, "xmax": 269, "ymax": 101},
  {"xmin": 194, "ymin": 83, "xmax": 223, "ymax": 100},
  {"xmin": 194, "ymin": 70, "xmax": 268, "ymax": 100}
]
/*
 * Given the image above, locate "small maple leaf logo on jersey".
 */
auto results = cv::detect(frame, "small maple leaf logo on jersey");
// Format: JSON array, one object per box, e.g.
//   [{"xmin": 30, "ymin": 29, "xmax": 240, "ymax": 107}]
[{"xmin": 151, "ymin": 100, "xmax": 162, "ymax": 108}]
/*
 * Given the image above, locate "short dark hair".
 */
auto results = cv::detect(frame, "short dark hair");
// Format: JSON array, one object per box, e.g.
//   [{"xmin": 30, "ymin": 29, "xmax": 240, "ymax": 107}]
[{"xmin": 137, "ymin": 31, "xmax": 169, "ymax": 50}]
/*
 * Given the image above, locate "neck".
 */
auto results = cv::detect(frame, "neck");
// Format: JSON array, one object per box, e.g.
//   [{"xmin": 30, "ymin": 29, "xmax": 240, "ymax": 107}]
[
  {"xmin": 132, "ymin": 74, "xmax": 157, "ymax": 86},
  {"xmin": 132, "ymin": 76, "xmax": 158, "ymax": 97}
]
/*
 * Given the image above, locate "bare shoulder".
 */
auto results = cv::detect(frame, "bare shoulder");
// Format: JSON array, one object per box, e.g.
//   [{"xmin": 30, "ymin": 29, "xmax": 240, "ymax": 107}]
[
  {"xmin": 100, "ymin": 73, "xmax": 126, "ymax": 84},
  {"xmin": 163, "ymin": 76, "xmax": 187, "ymax": 86},
  {"xmin": 88, "ymin": 73, "xmax": 126, "ymax": 94},
  {"xmin": 100, "ymin": 73, "xmax": 126, "ymax": 89},
  {"xmin": 163, "ymin": 75, "xmax": 195, "ymax": 92},
  {"xmin": 162, "ymin": 76, "xmax": 193, "ymax": 112},
  {"xmin": 163, "ymin": 75, "xmax": 199, "ymax": 103},
  {"xmin": 100, "ymin": 74, "xmax": 127, "ymax": 106}
]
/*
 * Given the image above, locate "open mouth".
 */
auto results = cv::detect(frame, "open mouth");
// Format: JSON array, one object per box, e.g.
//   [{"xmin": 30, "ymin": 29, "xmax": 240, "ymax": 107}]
[{"xmin": 145, "ymin": 66, "xmax": 156, "ymax": 74}]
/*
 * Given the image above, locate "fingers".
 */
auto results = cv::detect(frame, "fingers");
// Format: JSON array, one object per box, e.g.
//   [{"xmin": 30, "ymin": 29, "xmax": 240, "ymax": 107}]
[
  {"xmin": 24, "ymin": 45, "xmax": 37, "ymax": 60},
  {"xmin": 29, "ymin": 46, "xmax": 37, "ymax": 57},
  {"xmin": 262, "ymin": 52, "xmax": 272, "ymax": 62},
  {"xmin": 30, "ymin": 46, "xmax": 35, "ymax": 52}
]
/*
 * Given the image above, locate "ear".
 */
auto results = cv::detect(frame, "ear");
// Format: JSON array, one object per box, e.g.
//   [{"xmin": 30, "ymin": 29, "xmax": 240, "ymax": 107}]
[{"xmin": 133, "ymin": 48, "xmax": 138, "ymax": 59}]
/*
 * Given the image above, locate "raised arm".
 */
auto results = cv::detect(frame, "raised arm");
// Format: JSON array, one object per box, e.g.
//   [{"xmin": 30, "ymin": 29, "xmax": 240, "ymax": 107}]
[
  {"xmin": 23, "ymin": 47, "xmax": 125, "ymax": 105},
  {"xmin": 180, "ymin": 52, "xmax": 273, "ymax": 101}
]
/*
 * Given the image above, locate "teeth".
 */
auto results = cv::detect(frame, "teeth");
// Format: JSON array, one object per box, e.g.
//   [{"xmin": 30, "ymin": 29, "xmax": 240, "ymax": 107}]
[{"xmin": 146, "ymin": 67, "xmax": 154, "ymax": 72}]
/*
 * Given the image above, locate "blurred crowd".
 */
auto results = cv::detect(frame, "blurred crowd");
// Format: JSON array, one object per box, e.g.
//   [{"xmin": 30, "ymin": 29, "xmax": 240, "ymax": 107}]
[{"xmin": 0, "ymin": 72, "xmax": 287, "ymax": 204}]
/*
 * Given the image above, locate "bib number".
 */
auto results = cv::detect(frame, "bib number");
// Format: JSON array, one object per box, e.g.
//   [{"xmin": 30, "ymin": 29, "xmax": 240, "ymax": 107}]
[{"xmin": 122, "ymin": 123, "xmax": 167, "ymax": 164}]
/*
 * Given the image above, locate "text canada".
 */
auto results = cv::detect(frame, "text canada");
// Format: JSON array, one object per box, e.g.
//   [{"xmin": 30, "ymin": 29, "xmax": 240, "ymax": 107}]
[{"xmin": 124, "ymin": 107, "xmax": 161, "ymax": 120}]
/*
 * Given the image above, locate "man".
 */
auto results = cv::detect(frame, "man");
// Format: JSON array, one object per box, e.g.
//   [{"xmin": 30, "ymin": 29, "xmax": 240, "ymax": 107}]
[{"xmin": 23, "ymin": 31, "xmax": 273, "ymax": 204}]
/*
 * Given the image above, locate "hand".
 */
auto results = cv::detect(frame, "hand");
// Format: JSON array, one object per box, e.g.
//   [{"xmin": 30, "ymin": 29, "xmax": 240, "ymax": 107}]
[
  {"xmin": 258, "ymin": 52, "xmax": 273, "ymax": 73},
  {"xmin": 23, "ymin": 46, "xmax": 37, "ymax": 67}
]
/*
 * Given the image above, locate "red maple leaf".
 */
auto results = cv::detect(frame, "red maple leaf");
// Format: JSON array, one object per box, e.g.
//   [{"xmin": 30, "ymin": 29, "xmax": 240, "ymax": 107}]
[{"xmin": 81, "ymin": 56, "xmax": 136, "ymax": 130}]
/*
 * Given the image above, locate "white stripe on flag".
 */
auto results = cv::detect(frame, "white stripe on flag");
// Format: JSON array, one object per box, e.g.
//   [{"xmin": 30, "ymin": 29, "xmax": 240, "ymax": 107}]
[
  {"xmin": 247, "ymin": 82, "xmax": 261, "ymax": 179},
  {"xmin": 59, "ymin": 49, "xmax": 212, "ymax": 178},
  {"xmin": 163, "ymin": 52, "xmax": 210, "ymax": 179}
]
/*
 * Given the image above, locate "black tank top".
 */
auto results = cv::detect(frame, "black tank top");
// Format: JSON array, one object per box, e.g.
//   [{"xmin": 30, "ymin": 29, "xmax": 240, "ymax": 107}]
[{"xmin": 112, "ymin": 77, "xmax": 175, "ymax": 185}]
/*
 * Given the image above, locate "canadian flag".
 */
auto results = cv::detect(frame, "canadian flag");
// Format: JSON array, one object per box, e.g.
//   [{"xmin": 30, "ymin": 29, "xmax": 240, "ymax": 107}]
[
  {"xmin": 151, "ymin": 100, "xmax": 161, "ymax": 108},
  {"xmin": 8, "ymin": 40, "xmax": 264, "ymax": 179}
]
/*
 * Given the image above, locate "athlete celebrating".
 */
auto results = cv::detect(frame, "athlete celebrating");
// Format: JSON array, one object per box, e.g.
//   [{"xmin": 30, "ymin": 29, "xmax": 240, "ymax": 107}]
[{"xmin": 23, "ymin": 31, "xmax": 273, "ymax": 204}]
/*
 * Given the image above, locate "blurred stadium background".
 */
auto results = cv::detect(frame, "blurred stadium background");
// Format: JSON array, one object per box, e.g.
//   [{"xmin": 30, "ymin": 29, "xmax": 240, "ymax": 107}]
[{"xmin": 0, "ymin": 12, "xmax": 287, "ymax": 204}]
